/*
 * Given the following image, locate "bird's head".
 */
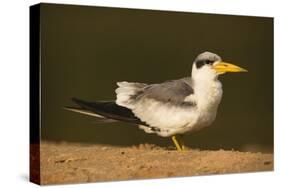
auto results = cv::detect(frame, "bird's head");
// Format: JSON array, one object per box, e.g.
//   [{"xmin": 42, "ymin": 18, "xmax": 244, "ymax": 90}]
[{"xmin": 191, "ymin": 51, "xmax": 247, "ymax": 80}]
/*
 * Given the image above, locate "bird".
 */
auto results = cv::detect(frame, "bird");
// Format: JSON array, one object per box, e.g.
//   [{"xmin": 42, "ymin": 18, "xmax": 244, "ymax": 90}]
[{"xmin": 65, "ymin": 52, "xmax": 247, "ymax": 151}]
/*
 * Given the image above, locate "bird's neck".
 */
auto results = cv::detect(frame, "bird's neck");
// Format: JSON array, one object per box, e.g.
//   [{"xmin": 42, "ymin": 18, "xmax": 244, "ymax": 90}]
[{"xmin": 192, "ymin": 76, "xmax": 223, "ymax": 111}]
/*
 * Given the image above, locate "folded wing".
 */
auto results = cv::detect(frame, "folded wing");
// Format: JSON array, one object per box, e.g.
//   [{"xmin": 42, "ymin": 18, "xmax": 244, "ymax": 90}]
[{"xmin": 115, "ymin": 78, "xmax": 197, "ymax": 130}]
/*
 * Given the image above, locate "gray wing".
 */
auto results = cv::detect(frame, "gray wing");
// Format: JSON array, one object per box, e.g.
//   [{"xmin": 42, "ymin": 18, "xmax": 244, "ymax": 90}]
[
  {"xmin": 137, "ymin": 77, "xmax": 195, "ymax": 105},
  {"xmin": 115, "ymin": 77, "xmax": 195, "ymax": 133},
  {"xmin": 115, "ymin": 77, "xmax": 195, "ymax": 109}
]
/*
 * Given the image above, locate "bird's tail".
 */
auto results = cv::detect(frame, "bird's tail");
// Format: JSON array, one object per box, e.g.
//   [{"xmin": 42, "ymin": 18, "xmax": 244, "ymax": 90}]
[{"xmin": 64, "ymin": 98, "xmax": 147, "ymax": 125}]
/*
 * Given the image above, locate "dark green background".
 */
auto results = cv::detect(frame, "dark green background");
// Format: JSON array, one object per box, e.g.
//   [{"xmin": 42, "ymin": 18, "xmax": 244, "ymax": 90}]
[{"xmin": 40, "ymin": 3, "xmax": 273, "ymax": 152}]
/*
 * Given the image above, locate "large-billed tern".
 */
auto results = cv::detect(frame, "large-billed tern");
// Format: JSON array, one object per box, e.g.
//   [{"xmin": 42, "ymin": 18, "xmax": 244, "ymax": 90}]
[{"xmin": 65, "ymin": 52, "xmax": 247, "ymax": 151}]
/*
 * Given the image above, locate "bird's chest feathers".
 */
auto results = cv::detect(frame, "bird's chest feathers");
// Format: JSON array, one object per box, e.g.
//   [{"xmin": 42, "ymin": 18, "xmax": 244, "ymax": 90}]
[{"xmin": 194, "ymin": 80, "xmax": 222, "ymax": 123}]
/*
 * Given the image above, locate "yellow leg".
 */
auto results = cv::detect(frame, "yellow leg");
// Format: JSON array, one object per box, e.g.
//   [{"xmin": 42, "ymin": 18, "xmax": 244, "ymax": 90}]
[
  {"xmin": 178, "ymin": 134, "xmax": 186, "ymax": 151},
  {"xmin": 171, "ymin": 135, "xmax": 182, "ymax": 151}
]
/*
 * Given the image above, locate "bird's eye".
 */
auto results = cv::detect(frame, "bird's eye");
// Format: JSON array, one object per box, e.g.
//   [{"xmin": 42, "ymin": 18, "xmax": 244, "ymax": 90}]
[{"xmin": 196, "ymin": 60, "xmax": 214, "ymax": 69}]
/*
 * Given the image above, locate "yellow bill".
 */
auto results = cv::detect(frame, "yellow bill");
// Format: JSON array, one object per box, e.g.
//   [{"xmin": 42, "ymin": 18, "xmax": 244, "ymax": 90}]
[{"xmin": 213, "ymin": 61, "xmax": 248, "ymax": 73}]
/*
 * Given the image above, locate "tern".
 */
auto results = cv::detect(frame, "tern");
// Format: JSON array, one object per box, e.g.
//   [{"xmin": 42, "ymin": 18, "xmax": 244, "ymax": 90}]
[{"xmin": 65, "ymin": 52, "xmax": 247, "ymax": 151}]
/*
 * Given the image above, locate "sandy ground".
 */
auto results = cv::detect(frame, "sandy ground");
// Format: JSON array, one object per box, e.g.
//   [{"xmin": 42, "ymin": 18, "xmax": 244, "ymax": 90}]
[{"xmin": 39, "ymin": 141, "xmax": 273, "ymax": 185}]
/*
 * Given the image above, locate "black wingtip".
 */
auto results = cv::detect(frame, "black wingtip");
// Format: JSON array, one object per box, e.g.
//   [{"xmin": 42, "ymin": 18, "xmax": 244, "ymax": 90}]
[
  {"xmin": 70, "ymin": 97, "xmax": 90, "ymax": 109},
  {"xmin": 64, "ymin": 97, "xmax": 88, "ymax": 111},
  {"xmin": 65, "ymin": 98, "xmax": 149, "ymax": 126}
]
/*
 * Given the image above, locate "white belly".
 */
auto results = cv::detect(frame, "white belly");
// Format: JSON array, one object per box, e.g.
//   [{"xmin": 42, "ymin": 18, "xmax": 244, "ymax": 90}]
[
  {"xmin": 135, "ymin": 99, "xmax": 219, "ymax": 137},
  {"xmin": 134, "ymin": 98, "xmax": 196, "ymax": 128}
]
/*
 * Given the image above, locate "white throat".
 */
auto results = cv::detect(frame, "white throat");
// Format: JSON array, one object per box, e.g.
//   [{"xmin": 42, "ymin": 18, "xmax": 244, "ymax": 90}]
[{"xmin": 191, "ymin": 64, "xmax": 223, "ymax": 111}]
